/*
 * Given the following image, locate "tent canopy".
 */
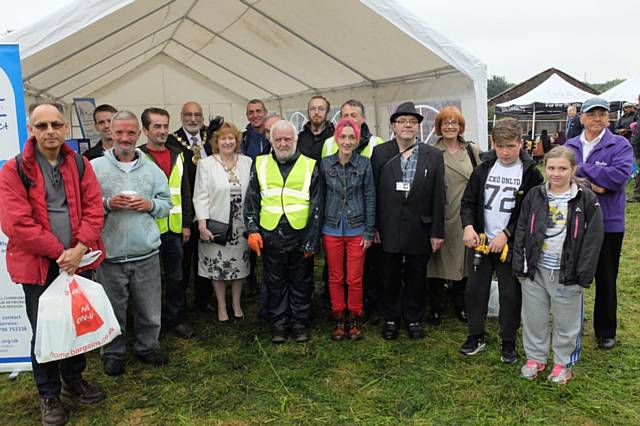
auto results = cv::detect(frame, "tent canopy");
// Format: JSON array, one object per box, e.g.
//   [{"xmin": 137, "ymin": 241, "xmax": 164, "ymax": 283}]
[
  {"xmin": 1, "ymin": 0, "xmax": 487, "ymax": 145},
  {"xmin": 496, "ymin": 73, "xmax": 595, "ymax": 115},
  {"xmin": 600, "ymin": 75, "xmax": 640, "ymax": 104}
]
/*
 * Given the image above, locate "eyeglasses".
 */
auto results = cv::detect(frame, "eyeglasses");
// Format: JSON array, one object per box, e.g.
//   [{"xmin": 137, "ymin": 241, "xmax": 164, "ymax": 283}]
[
  {"xmin": 394, "ymin": 119, "xmax": 419, "ymax": 126},
  {"xmin": 442, "ymin": 120, "xmax": 459, "ymax": 127},
  {"xmin": 182, "ymin": 112, "xmax": 203, "ymax": 118},
  {"xmin": 584, "ymin": 111, "xmax": 609, "ymax": 118},
  {"xmin": 33, "ymin": 121, "xmax": 65, "ymax": 130},
  {"xmin": 308, "ymin": 107, "xmax": 327, "ymax": 113}
]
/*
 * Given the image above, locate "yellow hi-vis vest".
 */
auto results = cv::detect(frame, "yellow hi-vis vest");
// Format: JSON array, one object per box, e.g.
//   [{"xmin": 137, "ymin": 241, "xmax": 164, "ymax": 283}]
[
  {"xmin": 255, "ymin": 154, "xmax": 315, "ymax": 231},
  {"xmin": 148, "ymin": 152, "xmax": 184, "ymax": 234},
  {"xmin": 321, "ymin": 135, "xmax": 384, "ymax": 159}
]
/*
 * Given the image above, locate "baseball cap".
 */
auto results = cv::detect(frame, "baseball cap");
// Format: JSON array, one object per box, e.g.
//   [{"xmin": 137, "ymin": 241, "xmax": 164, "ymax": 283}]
[{"xmin": 581, "ymin": 97, "xmax": 610, "ymax": 113}]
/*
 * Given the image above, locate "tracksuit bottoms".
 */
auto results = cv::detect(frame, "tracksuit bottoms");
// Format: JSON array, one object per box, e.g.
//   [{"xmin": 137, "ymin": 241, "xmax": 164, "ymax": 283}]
[{"xmin": 521, "ymin": 265, "xmax": 583, "ymax": 368}]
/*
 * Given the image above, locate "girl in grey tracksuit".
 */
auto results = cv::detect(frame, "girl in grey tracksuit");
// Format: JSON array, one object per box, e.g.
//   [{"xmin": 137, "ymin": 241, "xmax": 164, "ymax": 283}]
[{"xmin": 513, "ymin": 147, "xmax": 603, "ymax": 383}]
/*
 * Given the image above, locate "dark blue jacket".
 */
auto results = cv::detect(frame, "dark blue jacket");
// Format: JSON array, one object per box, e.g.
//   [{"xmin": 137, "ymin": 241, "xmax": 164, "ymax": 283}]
[
  {"xmin": 241, "ymin": 125, "xmax": 271, "ymax": 160},
  {"xmin": 320, "ymin": 153, "xmax": 376, "ymax": 240}
]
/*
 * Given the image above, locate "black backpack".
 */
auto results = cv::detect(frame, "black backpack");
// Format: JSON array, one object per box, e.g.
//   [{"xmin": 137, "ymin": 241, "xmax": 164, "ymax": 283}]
[{"xmin": 15, "ymin": 152, "xmax": 85, "ymax": 190}]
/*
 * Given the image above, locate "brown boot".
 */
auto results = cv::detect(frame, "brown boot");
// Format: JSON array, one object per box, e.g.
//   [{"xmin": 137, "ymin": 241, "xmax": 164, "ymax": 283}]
[
  {"xmin": 348, "ymin": 314, "xmax": 363, "ymax": 341},
  {"xmin": 40, "ymin": 396, "xmax": 69, "ymax": 426},
  {"xmin": 331, "ymin": 311, "xmax": 346, "ymax": 341}
]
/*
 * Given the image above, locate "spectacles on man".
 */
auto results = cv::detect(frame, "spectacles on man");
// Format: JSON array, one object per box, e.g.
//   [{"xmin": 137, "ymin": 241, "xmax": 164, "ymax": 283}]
[
  {"xmin": 584, "ymin": 111, "xmax": 609, "ymax": 119},
  {"xmin": 442, "ymin": 120, "xmax": 459, "ymax": 127},
  {"xmin": 33, "ymin": 121, "xmax": 65, "ymax": 130},
  {"xmin": 394, "ymin": 119, "xmax": 419, "ymax": 126},
  {"xmin": 308, "ymin": 107, "xmax": 327, "ymax": 113}
]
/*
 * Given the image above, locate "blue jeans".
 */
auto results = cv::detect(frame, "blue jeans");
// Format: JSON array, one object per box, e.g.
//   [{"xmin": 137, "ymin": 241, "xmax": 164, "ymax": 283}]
[
  {"xmin": 160, "ymin": 232, "xmax": 185, "ymax": 326},
  {"xmin": 97, "ymin": 255, "xmax": 162, "ymax": 360},
  {"xmin": 22, "ymin": 261, "xmax": 86, "ymax": 398}
]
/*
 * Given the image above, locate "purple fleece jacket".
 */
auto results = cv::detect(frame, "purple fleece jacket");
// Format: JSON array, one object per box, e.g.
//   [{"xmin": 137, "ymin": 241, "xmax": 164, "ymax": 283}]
[{"xmin": 565, "ymin": 128, "xmax": 632, "ymax": 233}]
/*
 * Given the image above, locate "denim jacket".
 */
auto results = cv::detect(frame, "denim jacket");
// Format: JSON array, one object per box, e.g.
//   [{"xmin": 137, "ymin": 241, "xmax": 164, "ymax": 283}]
[{"xmin": 320, "ymin": 153, "xmax": 376, "ymax": 240}]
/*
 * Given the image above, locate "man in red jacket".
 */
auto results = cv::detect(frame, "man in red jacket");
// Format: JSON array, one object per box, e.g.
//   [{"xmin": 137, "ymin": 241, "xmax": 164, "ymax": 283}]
[{"xmin": 0, "ymin": 102, "xmax": 106, "ymax": 426}]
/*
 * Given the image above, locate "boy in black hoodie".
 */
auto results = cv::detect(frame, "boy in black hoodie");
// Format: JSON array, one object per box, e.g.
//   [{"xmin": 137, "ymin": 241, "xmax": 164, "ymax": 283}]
[{"xmin": 459, "ymin": 118, "xmax": 543, "ymax": 363}]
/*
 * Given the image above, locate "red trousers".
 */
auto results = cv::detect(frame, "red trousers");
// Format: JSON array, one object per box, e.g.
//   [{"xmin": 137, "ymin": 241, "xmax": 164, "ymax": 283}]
[{"xmin": 323, "ymin": 235, "xmax": 365, "ymax": 316}]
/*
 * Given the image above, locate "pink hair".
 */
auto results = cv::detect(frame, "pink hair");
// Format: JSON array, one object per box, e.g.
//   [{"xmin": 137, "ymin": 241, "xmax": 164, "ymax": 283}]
[{"xmin": 334, "ymin": 117, "xmax": 361, "ymax": 141}]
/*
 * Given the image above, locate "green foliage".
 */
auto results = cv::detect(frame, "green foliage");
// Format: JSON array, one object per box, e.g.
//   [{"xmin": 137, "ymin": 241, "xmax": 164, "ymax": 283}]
[
  {"xmin": 488, "ymin": 75, "xmax": 515, "ymax": 99},
  {"xmin": 2, "ymin": 199, "xmax": 640, "ymax": 425},
  {"xmin": 588, "ymin": 79, "xmax": 625, "ymax": 94}
]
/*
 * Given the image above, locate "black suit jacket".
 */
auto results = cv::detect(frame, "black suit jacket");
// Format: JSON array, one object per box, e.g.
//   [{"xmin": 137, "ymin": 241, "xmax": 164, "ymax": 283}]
[
  {"xmin": 566, "ymin": 116, "xmax": 583, "ymax": 139},
  {"xmin": 371, "ymin": 140, "xmax": 445, "ymax": 256},
  {"xmin": 166, "ymin": 127, "xmax": 213, "ymax": 195}
]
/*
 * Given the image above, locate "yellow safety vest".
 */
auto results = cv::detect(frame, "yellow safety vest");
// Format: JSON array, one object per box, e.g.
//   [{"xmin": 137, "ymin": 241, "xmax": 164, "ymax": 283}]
[
  {"xmin": 148, "ymin": 152, "xmax": 184, "ymax": 234},
  {"xmin": 255, "ymin": 154, "xmax": 315, "ymax": 231},
  {"xmin": 321, "ymin": 135, "xmax": 384, "ymax": 158}
]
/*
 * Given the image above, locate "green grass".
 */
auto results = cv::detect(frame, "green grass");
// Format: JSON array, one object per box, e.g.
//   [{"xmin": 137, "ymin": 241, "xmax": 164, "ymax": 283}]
[{"xmin": 2, "ymin": 205, "xmax": 640, "ymax": 425}]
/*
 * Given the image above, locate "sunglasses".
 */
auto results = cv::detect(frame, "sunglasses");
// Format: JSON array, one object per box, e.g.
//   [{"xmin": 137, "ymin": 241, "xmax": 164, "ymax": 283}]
[{"xmin": 33, "ymin": 121, "xmax": 65, "ymax": 130}]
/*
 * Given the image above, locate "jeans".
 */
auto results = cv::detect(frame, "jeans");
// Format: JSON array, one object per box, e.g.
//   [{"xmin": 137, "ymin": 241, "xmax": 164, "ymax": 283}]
[
  {"xmin": 160, "ymin": 232, "xmax": 185, "ymax": 326},
  {"xmin": 323, "ymin": 235, "xmax": 365, "ymax": 315},
  {"xmin": 97, "ymin": 255, "xmax": 162, "ymax": 359},
  {"xmin": 22, "ymin": 261, "xmax": 86, "ymax": 398}
]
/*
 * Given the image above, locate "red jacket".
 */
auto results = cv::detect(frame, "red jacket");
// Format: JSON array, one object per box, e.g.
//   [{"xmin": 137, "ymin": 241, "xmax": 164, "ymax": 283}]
[{"xmin": 0, "ymin": 137, "xmax": 105, "ymax": 285}]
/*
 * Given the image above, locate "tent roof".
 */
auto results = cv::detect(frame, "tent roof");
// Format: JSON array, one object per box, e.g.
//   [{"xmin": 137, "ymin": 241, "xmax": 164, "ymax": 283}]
[
  {"xmin": 496, "ymin": 73, "xmax": 596, "ymax": 108},
  {"xmin": 1, "ymin": 0, "xmax": 486, "ymax": 104},
  {"xmin": 599, "ymin": 75, "xmax": 640, "ymax": 103}
]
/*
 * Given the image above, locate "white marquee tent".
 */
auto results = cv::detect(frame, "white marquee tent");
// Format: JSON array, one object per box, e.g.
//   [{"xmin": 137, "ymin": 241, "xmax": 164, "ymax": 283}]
[
  {"xmin": 1, "ymin": 0, "xmax": 487, "ymax": 145},
  {"xmin": 600, "ymin": 74, "xmax": 640, "ymax": 104}
]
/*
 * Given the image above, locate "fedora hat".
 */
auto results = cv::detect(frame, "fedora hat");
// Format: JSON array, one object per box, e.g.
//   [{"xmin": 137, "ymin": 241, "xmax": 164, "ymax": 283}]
[{"xmin": 390, "ymin": 101, "xmax": 424, "ymax": 124}]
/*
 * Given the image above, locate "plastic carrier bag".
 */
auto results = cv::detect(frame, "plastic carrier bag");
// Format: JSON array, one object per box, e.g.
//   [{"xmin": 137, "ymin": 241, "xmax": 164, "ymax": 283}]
[
  {"xmin": 34, "ymin": 251, "xmax": 121, "ymax": 363},
  {"xmin": 487, "ymin": 279, "xmax": 500, "ymax": 318}
]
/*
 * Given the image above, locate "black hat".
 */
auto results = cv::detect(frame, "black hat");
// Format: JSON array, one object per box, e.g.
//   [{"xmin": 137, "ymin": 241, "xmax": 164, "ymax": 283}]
[{"xmin": 390, "ymin": 101, "xmax": 424, "ymax": 124}]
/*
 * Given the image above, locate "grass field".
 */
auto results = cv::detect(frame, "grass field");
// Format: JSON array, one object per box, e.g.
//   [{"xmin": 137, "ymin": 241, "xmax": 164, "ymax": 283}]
[{"xmin": 1, "ymin": 206, "xmax": 639, "ymax": 425}]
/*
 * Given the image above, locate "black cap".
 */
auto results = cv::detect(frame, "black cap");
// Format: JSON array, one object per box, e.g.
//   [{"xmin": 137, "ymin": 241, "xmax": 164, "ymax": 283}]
[{"xmin": 390, "ymin": 101, "xmax": 424, "ymax": 124}]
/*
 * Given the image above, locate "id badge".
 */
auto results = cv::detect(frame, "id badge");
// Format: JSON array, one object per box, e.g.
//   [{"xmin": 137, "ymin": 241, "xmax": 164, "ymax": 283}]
[{"xmin": 396, "ymin": 181, "xmax": 410, "ymax": 192}]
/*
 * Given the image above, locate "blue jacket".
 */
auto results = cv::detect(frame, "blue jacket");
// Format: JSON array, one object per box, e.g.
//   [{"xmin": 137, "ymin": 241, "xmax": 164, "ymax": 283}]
[
  {"xmin": 241, "ymin": 125, "xmax": 271, "ymax": 160},
  {"xmin": 91, "ymin": 149, "xmax": 172, "ymax": 262},
  {"xmin": 565, "ymin": 128, "xmax": 632, "ymax": 233},
  {"xmin": 320, "ymin": 153, "xmax": 376, "ymax": 240}
]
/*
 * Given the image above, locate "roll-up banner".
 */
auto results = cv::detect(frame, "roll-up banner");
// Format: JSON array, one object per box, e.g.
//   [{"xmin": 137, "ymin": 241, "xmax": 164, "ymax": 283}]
[{"xmin": 0, "ymin": 43, "xmax": 33, "ymax": 373}]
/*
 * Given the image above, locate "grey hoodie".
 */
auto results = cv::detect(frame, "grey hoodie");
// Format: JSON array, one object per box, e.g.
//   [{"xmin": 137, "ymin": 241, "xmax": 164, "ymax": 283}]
[{"xmin": 91, "ymin": 148, "xmax": 171, "ymax": 262}]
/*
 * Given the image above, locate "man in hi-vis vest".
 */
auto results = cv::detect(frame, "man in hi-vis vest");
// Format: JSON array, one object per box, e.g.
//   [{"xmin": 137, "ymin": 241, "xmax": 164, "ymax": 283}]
[
  {"xmin": 139, "ymin": 108, "xmax": 194, "ymax": 340},
  {"xmin": 244, "ymin": 120, "xmax": 322, "ymax": 344}
]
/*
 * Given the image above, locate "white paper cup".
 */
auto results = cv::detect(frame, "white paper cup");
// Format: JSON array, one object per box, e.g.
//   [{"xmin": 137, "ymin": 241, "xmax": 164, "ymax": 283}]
[{"xmin": 121, "ymin": 190, "xmax": 137, "ymax": 197}]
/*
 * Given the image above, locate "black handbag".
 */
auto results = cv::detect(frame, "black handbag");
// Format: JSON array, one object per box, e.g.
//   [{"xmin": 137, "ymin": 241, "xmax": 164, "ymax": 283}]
[{"xmin": 206, "ymin": 208, "xmax": 233, "ymax": 245}]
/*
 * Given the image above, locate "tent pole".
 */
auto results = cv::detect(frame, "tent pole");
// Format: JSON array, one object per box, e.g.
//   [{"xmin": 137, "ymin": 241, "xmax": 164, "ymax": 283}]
[
  {"xmin": 532, "ymin": 105, "xmax": 536, "ymax": 138},
  {"xmin": 372, "ymin": 83, "xmax": 381, "ymax": 137},
  {"xmin": 492, "ymin": 113, "xmax": 496, "ymax": 126}
]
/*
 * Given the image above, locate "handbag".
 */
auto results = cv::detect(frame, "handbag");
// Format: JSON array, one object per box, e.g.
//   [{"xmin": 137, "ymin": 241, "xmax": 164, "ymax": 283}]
[{"xmin": 206, "ymin": 206, "xmax": 233, "ymax": 245}]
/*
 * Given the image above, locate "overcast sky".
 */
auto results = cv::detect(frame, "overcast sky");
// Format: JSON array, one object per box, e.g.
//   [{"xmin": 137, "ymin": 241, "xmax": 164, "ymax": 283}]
[{"xmin": 2, "ymin": 0, "xmax": 638, "ymax": 85}]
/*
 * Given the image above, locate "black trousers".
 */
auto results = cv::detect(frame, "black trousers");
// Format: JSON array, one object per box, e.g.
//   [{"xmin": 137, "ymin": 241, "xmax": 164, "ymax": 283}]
[
  {"xmin": 594, "ymin": 232, "xmax": 624, "ymax": 339},
  {"xmin": 182, "ymin": 222, "xmax": 213, "ymax": 310},
  {"xmin": 380, "ymin": 252, "xmax": 429, "ymax": 324},
  {"xmin": 263, "ymin": 248, "xmax": 315, "ymax": 332},
  {"xmin": 465, "ymin": 252, "xmax": 521, "ymax": 342},
  {"xmin": 160, "ymin": 232, "xmax": 185, "ymax": 326},
  {"xmin": 22, "ymin": 262, "xmax": 86, "ymax": 398},
  {"xmin": 428, "ymin": 277, "xmax": 467, "ymax": 314},
  {"xmin": 363, "ymin": 243, "xmax": 383, "ymax": 315}
]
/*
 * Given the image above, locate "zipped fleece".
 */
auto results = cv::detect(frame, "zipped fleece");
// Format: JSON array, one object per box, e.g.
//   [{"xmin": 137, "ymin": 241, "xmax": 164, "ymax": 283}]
[
  {"xmin": 91, "ymin": 148, "xmax": 172, "ymax": 262},
  {"xmin": 512, "ymin": 182, "xmax": 604, "ymax": 287}
]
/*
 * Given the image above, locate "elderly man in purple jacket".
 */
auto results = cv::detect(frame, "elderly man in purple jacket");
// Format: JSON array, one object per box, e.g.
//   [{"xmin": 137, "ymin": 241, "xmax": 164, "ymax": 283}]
[{"xmin": 565, "ymin": 97, "xmax": 632, "ymax": 350}]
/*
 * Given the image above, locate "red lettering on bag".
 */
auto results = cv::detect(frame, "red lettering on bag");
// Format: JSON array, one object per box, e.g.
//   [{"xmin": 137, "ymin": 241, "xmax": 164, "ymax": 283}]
[{"xmin": 69, "ymin": 279, "xmax": 104, "ymax": 336}]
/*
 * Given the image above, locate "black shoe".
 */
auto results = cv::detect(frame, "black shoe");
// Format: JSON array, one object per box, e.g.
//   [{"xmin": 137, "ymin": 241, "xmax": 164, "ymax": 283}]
[
  {"xmin": 40, "ymin": 396, "xmax": 69, "ymax": 426},
  {"xmin": 233, "ymin": 314, "xmax": 245, "ymax": 321},
  {"xmin": 102, "ymin": 357, "xmax": 124, "ymax": 376},
  {"xmin": 172, "ymin": 323, "xmax": 194, "ymax": 339},
  {"xmin": 365, "ymin": 311, "xmax": 381, "ymax": 326},
  {"xmin": 459, "ymin": 335, "xmax": 486, "ymax": 356},
  {"xmin": 597, "ymin": 337, "xmax": 616, "ymax": 349},
  {"xmin": 427, "ymin": 312, "xmax": 441, "ymax": 326},
  {"xmin": 271, "ymin": 330, "xmax": 287, "ymax": 344},
  {"xmin": 61, "ymin": 379, "xmax": 106, "ymax": 404},
  {"xmin": 291, "ymin": 327, "xmax": 310, "ymax": 343},
  {"xmin": 407, "ymin": 322, "xmax": 426, "ymax": 339},
  {"xmin": 135, "ymin": 351, "xmax": 169, "ymax": 366},
  {"xmin": 456, "ymin": 310, "xmax": 468, "ymax": 323},
  {"xmin": 382, "ymin": 321, "xmax": 399, "ymax": 340},
  {"xmin": 500, "ymin": 340, "xmax": 517, "ymax": 364}
]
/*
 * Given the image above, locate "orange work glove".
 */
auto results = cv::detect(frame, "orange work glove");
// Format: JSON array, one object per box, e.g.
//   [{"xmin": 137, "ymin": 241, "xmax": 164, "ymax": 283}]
[{"xmin": 248, "ymin": 233, "xmax": 264, "ymax": 256}]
